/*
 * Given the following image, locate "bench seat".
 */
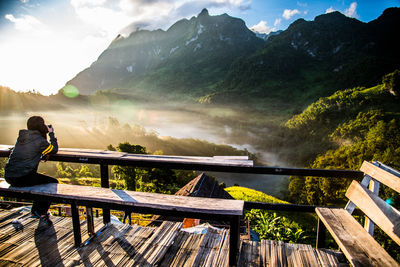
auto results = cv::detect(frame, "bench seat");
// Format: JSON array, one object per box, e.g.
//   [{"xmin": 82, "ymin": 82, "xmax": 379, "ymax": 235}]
[
  {"xmin": 316, "ymin": 207, "xmax": 398, "ymax": 267},
  {"xmin": 0, "ymin": 183, "xmax": 244, "ymax": 217}
]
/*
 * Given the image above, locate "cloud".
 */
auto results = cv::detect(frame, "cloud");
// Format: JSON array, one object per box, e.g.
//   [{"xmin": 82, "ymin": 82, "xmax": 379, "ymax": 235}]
[
  {"xmin": 282, "ymin": 9, "xmax": 300, "ymax": 20},
  {"xmin": 5, "ymin": 14, "xmax": 45, "ymax": 32},
  {"xmin": 70, "ymin": 0, "xmax": 253, "ymax": 35},
  {"xmin": 250, "ymin": 20, "xmax": 275, "ymax": 34},
  {"xmin": 325, "ymin": 6, "xmax": 336, "ymax": 13},
  {"xmin": 345, "ymin": 2, "xmax": 358, "ymax": 18},
  {"xmin": 274, "ymin": 18, "xmax": 281, "ymax": 26},
  {"xmin": 1, "ymin": 0, "xmax": 255, "ymax": 95},
  {"xmin": 297, "ymin": 1, "xmax": 307, "ymax": 7}
]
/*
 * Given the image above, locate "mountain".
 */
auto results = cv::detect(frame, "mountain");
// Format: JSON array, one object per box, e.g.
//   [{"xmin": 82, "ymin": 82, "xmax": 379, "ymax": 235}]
[
  {"xmin": 217, "ymin": 8, "xmax": 400, "ymax": 105},
  {"xmin": 67, "ymin": 9, "xmax": 264, "ymax": 96},
  {"xmin": 66, "ymin": 8, "xmax": 400, "ymax": 106},
  {"xmin": 253, "ymin": 30, "xmax": 283, "ymax": 41}
]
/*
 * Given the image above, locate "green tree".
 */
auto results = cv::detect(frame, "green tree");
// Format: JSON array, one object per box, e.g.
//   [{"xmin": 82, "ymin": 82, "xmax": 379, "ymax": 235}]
[
  {"xmin": 111, "ymin": 142, "xmax": 147, "ymax": 190},
  {"xmin": 382, "ymin": 69, "xmax": 400, "ymax": 96}
]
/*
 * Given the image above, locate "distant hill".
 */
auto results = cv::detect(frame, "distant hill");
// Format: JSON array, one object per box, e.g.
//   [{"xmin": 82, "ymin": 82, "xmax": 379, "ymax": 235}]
[{"xmin": 66, "ymin": 8, "xmax": 400, "ymax": 108}]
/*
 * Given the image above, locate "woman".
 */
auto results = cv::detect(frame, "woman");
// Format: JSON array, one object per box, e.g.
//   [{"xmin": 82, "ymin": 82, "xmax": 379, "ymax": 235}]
[{"xmin": 5, "ymin": 116, "xmax": 58, "ymax": 225}]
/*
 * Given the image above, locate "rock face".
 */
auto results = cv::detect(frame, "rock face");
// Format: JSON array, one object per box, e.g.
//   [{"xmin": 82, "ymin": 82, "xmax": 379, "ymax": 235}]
[{"xmin": 67, "ymin": 9, "xmax": 264, "ymax": 96}]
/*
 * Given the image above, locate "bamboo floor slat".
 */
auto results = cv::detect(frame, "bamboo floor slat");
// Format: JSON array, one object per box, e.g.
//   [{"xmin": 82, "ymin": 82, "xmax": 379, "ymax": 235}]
[
  {"xmin": 0, "ymin": 209, "xmax": 346, "ymax": 267},
  {"xmin": 239, "ymin": 240, "xmax": 348, "ymax": 267}
]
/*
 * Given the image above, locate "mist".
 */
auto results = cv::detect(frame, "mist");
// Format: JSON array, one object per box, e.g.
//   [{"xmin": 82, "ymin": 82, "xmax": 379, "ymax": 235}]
[{"xmin": 0, "ymin": 99, "xmax": 290, "ymax": 198}]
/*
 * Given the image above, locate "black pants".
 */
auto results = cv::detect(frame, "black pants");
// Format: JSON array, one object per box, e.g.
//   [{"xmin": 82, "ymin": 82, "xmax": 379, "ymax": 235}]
[{"xmin": 6, "ymin": 172, "xmax": 58, "ymax": 215}]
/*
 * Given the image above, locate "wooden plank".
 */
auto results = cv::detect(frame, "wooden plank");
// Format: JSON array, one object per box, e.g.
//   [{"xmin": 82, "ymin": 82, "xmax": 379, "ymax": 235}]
[
  {"xmin": 345, "ymin": 175, "xmax": 371, "ymax": 214},
  {"xmin": 360, "ymin": 161, "xmax": 400, "ymax": 193},
  {"xmin": 345, "ymin": 180, "xmax": 400, "ymax": 245},
  {"xmin": 0, "ymin": 183, "xmax": 244, "ymax": 217},
  {"xmin": 316, "ymin": 207, "xmax": 399, "ymax": 267}
]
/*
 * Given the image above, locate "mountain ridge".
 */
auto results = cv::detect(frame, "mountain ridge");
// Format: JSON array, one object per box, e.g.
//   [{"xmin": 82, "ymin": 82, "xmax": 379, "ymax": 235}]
[
  {"xmin": 65, "ymin": 7, "xmax": 400, "ymax": 107},
  {"xmin": 67, "ymin": 9, "xmax": 264, "ymax": 96}
]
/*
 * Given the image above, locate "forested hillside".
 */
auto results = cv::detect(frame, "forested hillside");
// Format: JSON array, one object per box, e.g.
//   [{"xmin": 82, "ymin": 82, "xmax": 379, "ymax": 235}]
[{"xmin": 286, "ymin": 70, "xmax": 400, "ymax": 206}]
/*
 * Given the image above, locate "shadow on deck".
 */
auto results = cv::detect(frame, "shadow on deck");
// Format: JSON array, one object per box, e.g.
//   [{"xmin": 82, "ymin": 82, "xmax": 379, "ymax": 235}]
[{"xmin": 0, "ymin": 209, "xmax": 346, "ymax": 266}]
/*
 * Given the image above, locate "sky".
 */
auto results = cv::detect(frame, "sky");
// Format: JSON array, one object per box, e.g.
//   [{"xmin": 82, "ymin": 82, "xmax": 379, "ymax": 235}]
[{"xmin": 0, "ymin": 0, "xmax": 399, "ymax": 95}]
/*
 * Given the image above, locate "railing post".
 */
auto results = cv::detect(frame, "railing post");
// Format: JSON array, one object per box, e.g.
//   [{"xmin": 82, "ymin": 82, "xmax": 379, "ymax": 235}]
[
  {"xmin": 229, "ymin": 215, "xmax": 240, "ymax": 266},
  {"xmin": 86, "ymin": 206, "xmax": 95, "ymax": 236},
  {"xmin": 316, "ymin": 218, "xmax": 326, "ymax": 249},
  {"xmin": 100, "ymin": 162, "xmax": 111, "ymax": 224},
  {"xmin": 71, "ymin": 202, "xmax": 82, "ymax": 247}
]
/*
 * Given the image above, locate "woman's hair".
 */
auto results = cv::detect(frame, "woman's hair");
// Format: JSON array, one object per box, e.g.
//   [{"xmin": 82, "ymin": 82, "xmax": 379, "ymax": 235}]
[{"xmin": 27, "ymin": 116, "xmax": 48, "ymax": 138}]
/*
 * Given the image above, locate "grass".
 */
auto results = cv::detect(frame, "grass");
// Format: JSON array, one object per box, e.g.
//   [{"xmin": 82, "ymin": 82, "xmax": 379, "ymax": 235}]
[{"xmin": 225, "ymin": 186, "xmax": 288, "ymax": 203}]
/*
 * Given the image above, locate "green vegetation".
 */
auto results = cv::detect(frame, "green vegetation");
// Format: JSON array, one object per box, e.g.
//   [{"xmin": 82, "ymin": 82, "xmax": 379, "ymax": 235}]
[
  {"xmin": 286, "ymin": 71, "xmax": 400, "ymax": 206},
  {"xmin": 226, "ymin": 186, "xmax": 288, "ymax": 203},
  {"xmin": 108, "ymin": 142, "xmax": 184, "ymax": 194},
  {"xmin": 226, "ymin": 186, "xmax": 316, "ymax": 244}
]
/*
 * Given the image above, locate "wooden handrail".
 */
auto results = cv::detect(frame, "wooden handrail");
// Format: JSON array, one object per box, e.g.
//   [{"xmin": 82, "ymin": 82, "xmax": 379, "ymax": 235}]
[{"xmin": 0, "ymin": 145, "xmax": 363, "ymax": 178}]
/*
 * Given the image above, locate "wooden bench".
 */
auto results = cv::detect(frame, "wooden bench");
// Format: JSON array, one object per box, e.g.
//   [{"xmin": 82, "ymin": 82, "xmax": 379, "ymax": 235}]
[
  {"xmin": 316, "ymin": 161, "xmax": 400, "ymax": 267},
  {"xmin": 0, "ymin": 181, "xmax": 244, "ymax": 265}
]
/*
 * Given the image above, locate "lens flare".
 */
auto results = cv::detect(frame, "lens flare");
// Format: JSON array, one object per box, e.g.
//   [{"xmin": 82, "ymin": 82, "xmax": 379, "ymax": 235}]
[
  {"xmin": 386, "ymin": 197, "xmax": 394, "ymax": 205},
  {"xmin": 62, "ymin": 85, "xmax": 79, "ymax": 98}
]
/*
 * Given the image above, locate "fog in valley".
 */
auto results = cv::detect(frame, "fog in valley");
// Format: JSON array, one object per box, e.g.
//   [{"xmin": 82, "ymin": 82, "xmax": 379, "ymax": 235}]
[{"xmin": 0, "ymin": 101, "xmax": 289, "ymax": 198}]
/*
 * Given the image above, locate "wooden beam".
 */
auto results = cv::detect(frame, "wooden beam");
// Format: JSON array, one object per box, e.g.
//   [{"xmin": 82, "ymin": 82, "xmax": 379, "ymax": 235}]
[
  {"xmin": 360, "ymin": 161, "xmax": 400, "ymax": 193},
  {"xmin": 345, "ymin": 180, "xmax": 400, "ymax": 245}
]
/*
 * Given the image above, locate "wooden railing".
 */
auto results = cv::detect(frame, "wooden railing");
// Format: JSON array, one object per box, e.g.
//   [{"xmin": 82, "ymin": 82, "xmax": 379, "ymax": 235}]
[
  {"xmin": 0, "ymin": 145, "xmax": 364, "ymax": 265},
  {"xmin": 0, "ymin": 145, "xmax": 363, "ymax": 220}
]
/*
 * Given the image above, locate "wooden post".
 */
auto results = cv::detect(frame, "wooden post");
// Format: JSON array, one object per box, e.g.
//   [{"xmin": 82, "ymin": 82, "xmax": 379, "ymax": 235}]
[
  {"xmin": 71, "ymin": 202, "xmax": 82, "ymax": 247},
  {"xmin": 100, "ymin": 163, "xmax": 111, "ymax": 224},
  {"xmin": 229, "ymin": 215, "xmax": 240, "ymax": 266},
  {"xmin": 364, "ymin": 179, "xmax": 380, "ymax": 236},
  {"xmin": 316, "ymin": 218, "xmax": 326, "ymax": 249},
  {"xmin": 86, "ymin": 206, "xmax": 95, "ymax": 237}
]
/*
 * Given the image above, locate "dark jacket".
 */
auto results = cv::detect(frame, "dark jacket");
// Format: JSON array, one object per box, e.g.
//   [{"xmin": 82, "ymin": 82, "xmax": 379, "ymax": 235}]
[{"xmin": 5, "ymin": 130, "xmax": 58, "ymax": 178}]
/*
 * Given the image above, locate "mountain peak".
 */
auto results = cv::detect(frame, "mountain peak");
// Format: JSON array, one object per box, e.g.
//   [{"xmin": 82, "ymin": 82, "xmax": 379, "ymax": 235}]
[{"xmin": 199, "ymin": 8, "xmax": 209, "ymax": 17}]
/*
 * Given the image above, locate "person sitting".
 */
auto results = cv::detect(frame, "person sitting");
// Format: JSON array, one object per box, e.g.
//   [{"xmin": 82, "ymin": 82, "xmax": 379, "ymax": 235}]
[{"xmin": 5, "ymin": 116, "xmax": 58, "ymax": 226}]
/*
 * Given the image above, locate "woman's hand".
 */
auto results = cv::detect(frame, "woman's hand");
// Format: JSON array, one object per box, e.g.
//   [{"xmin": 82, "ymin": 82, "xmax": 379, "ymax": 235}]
[{"xmin": 46, "ymin": 124, "xmax": 54, "ymax": 133}]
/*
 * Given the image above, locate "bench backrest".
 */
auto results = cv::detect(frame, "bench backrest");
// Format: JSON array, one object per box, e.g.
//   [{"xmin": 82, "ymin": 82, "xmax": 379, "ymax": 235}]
[{"xmin": 345, "ymin": 161, "xmax": 400, "ymax": 245}]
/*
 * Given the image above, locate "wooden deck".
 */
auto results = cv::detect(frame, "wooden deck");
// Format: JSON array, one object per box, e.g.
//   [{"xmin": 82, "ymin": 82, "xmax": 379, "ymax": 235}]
[{"xmin": 0, "ymin": 209, "xmax": 346, "ymax": 266}]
